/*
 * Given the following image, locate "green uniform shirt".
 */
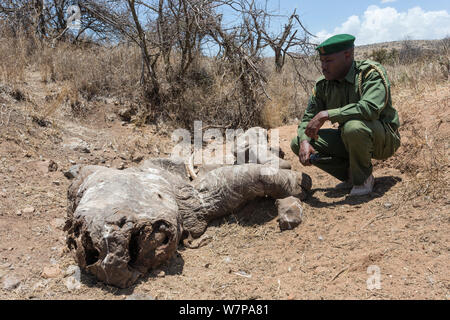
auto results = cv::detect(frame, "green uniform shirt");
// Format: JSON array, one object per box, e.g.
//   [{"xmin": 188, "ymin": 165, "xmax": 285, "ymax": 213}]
[{"xmin": 297, "ymin": 59, "xmax": 400, "ymax": 143}]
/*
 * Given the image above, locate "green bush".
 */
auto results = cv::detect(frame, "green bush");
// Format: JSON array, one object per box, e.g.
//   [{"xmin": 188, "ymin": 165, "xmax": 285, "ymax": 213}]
[{"xmin": 370, "ymin": 48, "xmax": 398, "ymax": 65}]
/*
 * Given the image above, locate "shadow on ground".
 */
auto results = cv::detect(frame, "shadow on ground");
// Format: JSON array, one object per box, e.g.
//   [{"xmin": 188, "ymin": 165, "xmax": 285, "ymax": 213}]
[
  {"xmin": 306, "ymin": 176, "xmax": 402, "ymax": 208},
  {"xmin": 208, "ymin": 197, "xmax": 278, "ymax": 228}
]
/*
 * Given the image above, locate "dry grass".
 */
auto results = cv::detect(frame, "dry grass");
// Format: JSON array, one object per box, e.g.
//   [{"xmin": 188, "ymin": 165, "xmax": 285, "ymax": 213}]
[
  {"xmin": 374, "ymin": 73, "xmax": 449, "ymax": 202},
  {"xmin": 0, "ymin": 29, "xmax": 34, "ymax": 85},
  {"xmin": 38, "ymin": 42, "xmax": 142, "ymax": 100}
]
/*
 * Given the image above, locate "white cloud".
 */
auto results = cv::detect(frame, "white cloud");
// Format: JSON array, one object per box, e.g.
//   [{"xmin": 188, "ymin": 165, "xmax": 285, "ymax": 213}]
[
  {"xmin": 381, "ymin": 0, "xmax": 396, "ymax": 3},
  {"xmin": 315, "ymin": 5, "xmax": 450, "ymax": 45}
]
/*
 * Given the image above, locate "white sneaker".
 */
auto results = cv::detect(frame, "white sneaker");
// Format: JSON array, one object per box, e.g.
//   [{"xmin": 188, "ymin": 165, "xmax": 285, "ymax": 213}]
[{"xmin": 349, "ymin": 174, "xmax": 374, "ymax": 196}]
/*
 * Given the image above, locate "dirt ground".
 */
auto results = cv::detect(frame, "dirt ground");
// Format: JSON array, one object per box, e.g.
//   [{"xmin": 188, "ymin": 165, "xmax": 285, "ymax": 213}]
[{"xmin": 0, "ymin": 70, "xmax": 448, "ymax": 300}]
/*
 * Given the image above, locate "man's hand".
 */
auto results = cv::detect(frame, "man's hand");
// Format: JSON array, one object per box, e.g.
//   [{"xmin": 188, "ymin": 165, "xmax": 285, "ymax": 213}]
[
  {"xmin": 305, "ymin": 111, "xmax": 329, "ymax": 140},
  {"xmin": 299, "ymin": 140, "xmax": 316, "ymax": 166}
]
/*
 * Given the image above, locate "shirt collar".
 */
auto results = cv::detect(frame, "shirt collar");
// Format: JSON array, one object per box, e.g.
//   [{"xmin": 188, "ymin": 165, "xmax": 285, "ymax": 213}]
[{"xmin": 343, "ymin": 61, "xmax": 356, "ymax": 84}]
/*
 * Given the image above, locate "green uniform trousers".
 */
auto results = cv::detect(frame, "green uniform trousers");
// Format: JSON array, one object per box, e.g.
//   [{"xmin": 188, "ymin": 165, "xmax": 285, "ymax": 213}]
[{"xmin": 290, "ymin": 119, "xmax": 399, "ymax": 185}]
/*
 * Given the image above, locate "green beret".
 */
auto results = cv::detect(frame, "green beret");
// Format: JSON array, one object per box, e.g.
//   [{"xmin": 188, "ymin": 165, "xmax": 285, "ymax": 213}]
[{"xmin": 316, "ymin": 34, "xmax": 355, "ymax": 55}]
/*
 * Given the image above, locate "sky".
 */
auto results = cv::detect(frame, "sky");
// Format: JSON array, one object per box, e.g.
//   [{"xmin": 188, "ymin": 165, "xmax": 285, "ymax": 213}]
[{"xmin": 242, "ymin": 0, "xmax": 450, "ymax": 45}]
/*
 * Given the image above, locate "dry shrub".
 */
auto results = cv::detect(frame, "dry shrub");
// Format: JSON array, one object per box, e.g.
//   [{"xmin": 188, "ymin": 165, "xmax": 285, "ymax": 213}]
[
  {"xmin": 390, "ymin": 123, "xmax": 448, "ymax": 201},
  {"xmin": 386, "ymin": 60, "xmax": 449, "ymax": 89},
  {"xmin": 44, "ymin": 83, "xmax": 80, "ymax": 117},
  {"xmin": 0, "ymin": 28, "xmax": 33, "ymax": 83},
  {"xmin": 154, "ymin": 57, "xmax": 270, "ymax": 130},
  {"xmin": 378, "ymin": 76, "xmax": 449, "ymax": 201},
  {"xmin": 262, "ymin": 58, "xmax": 319, "ymax": 128},
  {"xmin": 38, "ymin": 42, "xmax": 142, "ymax": 101},
  {"xmin": 0, "ymin": 27, "xmax": 315, "ymax": 131}
]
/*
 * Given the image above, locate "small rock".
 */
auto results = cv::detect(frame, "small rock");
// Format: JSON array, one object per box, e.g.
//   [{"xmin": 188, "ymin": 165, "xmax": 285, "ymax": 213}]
[
  {"xmin": 48, "ymin": 160, "xmax": 58, "ymax": 172},
  {"xmin": 52, "ymin": 181, "xmax": 60, "ymax": 186},
  {"xmin": 64, "ymin": 165, "xmax": 81, "ymax": 180},
  {"xmin": 125, "ymin": 293, "xmax": 155, "ymax": 300},
  {"xmin": 384, "ymin": 202, "xmax": 393, "ymax": 209},
  {"xmin": 3, "ymin": 276, "xmax": 21, "ymax": 291},
  {"xmin": 16, "ymin": 210, "xmax": 22, "ymax": 216},
  {"xmin": 65, "ymin": 265, "xmax": 81, "ymax": 277},
  {"xmin": 41, "ymin": 265, "xmax": 62, "ymax": 279},
  {"xmin": 132, "ymin": 155, "xmax": 144, "ymax": 163},
  {"xmin": 118, "ymin": 162, "xmax": 126, "ymax": 170},
  {"xmin": 318, "ymin": 235, "xmax": 324, "ymax": 241},
  {"xmin": 234, "ymin": 270, "xmax": 252, "ymax": 278},
  {"xmin": 157, "ymin": 270, "xmax": 165, "ymax": 278},
  {"xmin": 276, "ymin": 197, "xmax": 303, "ymax": 231},
  {"xmin": 22, "ymin": 207, "xmax": 35, "ymax": 214},
  {"xmin": 63, "ymin": 138, "xmax": 91, "ymax": 154},
  {"xmin": 105, "ymin": 113, "xmax": 116, "ymax": 122}
]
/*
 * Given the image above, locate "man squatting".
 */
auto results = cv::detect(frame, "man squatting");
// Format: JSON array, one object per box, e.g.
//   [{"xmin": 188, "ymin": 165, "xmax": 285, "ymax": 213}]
[{"xmin": 291, "ymin": 34, "xmax": 401, "ymax": 196}]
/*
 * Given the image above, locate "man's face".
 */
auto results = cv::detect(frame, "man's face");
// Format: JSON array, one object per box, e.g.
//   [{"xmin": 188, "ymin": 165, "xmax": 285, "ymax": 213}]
[{"xmin": 320, "ymin": 50, "xmax": 351, "ymax": 81}]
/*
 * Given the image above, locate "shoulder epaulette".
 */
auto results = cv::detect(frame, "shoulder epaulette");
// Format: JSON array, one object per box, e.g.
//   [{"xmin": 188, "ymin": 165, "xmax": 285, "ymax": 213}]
[{"xmin": 358, "ymin": 61, "xmax": 389, "ymax": 110}]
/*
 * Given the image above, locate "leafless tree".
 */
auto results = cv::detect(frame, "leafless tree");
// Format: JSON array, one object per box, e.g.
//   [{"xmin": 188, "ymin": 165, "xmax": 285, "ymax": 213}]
[{"xmin": 1, "ymin": 0, "xmax": 317, "ymax": 126}]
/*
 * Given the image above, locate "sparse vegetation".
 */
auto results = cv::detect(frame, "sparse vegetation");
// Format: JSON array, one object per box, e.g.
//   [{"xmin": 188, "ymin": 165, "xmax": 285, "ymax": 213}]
[
  {"xmin": 370, "ymin": 48, "xmax": 398, "ymax": 65},
  {"xmin": 0, "ymin": 1, "xmax": 448, "ymax": 300},
  {"xmin": 1, "ymin": 0, "xmax": 317, "ymax": 130}
]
